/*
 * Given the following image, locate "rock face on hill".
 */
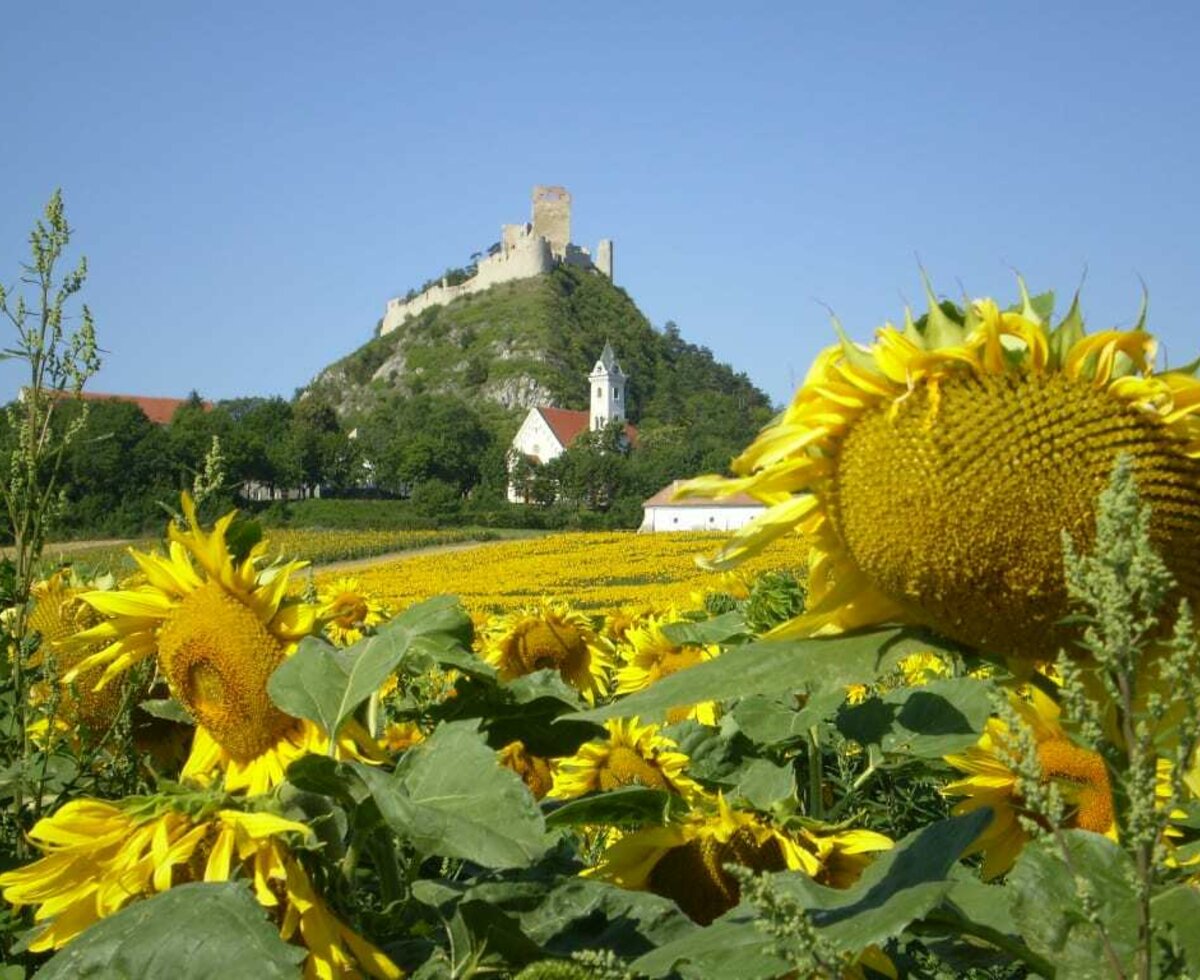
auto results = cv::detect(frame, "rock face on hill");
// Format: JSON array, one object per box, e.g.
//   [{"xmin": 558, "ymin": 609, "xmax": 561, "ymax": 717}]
[{"xmin": 303, "ymin": 265, "xmax": 773, "ymax": 435}]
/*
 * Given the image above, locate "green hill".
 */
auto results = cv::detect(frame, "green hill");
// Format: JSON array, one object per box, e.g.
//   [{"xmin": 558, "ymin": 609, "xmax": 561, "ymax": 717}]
[{"xmin": 305, "ymin": 265, "xmax": 774, "ymax": 454}]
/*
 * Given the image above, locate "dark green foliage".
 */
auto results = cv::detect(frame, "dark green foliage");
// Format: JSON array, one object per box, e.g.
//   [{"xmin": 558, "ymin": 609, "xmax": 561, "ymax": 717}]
[
  {"xmin": 0, "ymin": 390, "xmax": 365, "ymax": 539},
  {"xmin": 50, "ymin": 399, "xmax": 175, "ymax": 538},
  {"xmin": 355, "ymin": 393, "xmax": 493, "ymax": 495},
  {"xmin": 37, "ymin": 882, "xmax": 306, "ymax": 979},
  {"xmin": 514, "ymin": 962, "xmax": 599, "ymax": 980}
]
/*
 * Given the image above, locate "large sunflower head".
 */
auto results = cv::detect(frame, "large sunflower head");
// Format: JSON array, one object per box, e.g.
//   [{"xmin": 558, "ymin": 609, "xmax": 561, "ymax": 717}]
[
  {"xmin": 549, "ymin": 717, "xmax": 701, "ymax": 801},
  {"xmin": 681, "ymin": 285, "xmax": 1200, "ymax": 662},
  {"xmin": 943, "ymin": 686, "xmax": 1116, "ymax": 878},
  {"xmin": 615, "ymin": 612, "xmax": 721, "ymax": 723},
  {"xmin": 59, "ymin": 494, "xmax": 340, "ymax": 792},
  {"xmin": 480, "ymin": 599, "xmax": 614, "ymax": 702}
]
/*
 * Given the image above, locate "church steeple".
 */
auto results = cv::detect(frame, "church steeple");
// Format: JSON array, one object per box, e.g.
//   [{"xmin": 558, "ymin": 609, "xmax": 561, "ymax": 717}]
[{"xmin": 589, "ymin": 342, "xmax": 626, "ymax": 431}]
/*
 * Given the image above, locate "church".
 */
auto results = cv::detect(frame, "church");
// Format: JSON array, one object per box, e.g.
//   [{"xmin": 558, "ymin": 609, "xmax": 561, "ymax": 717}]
[{"xmin": 507, "ymin": 343, "xmax": 637, "ymax": 502}]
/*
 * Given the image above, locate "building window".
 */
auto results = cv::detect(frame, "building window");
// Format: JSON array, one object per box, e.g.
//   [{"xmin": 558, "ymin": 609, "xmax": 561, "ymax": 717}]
[
  {"xmin": 615, "ymin": 389, "xmax": 621, "ymax": 400},
  {"xmin": 595, "ymin": 387, "xmax": 601, "ymax": 397}
]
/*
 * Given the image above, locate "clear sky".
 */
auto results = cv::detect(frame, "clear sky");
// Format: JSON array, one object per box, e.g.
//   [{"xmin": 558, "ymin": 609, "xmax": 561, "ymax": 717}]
[{"xmin": 1, "ymin": 2, "xmax": 1197, "ymax": 408}]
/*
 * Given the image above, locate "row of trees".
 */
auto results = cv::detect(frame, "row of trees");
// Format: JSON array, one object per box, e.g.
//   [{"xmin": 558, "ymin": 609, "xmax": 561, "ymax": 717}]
[
  {"xmin": 0, "ymin": 380, "xmax": 767, "ymax": 537},
  {"xmin": 9, "ymin": 394, "xmax": 361, "ymax": 537}
]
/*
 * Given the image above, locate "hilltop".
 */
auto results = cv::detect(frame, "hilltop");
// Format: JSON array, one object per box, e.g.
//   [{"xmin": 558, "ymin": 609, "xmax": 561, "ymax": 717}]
[{"xmin": 304, "ymin": 265, "xmax": 774, "ymax": 450}]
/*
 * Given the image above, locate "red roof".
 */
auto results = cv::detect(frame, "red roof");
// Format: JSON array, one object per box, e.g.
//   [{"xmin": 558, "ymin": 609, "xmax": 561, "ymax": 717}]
[
  {"xmin": 68, "ymin": 391, "xmax": 212, "ymax": 425},
  {"xmin": 643, "ymin": 479, "xmax": 765, "ymax": 508},
  {"xmin": 537, "ymin": 406, "xmax": 638, "ymax": 448}
]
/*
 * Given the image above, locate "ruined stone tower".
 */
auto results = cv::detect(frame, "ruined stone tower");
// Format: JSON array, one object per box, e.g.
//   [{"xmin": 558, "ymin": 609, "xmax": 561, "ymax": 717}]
[
  {"xmin": 531, "ymin": 185, "xmax": 571, "ymax": 258},
  {"xmin": 381, "ymin": 186, "xmax": 615, "ymax": 335}
]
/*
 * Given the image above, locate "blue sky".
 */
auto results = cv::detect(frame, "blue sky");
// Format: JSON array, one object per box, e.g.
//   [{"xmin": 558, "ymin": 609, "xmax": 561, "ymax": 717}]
[{"xmin": 1, "ymin": 2, "xmax": 1197, "ymax": 408}]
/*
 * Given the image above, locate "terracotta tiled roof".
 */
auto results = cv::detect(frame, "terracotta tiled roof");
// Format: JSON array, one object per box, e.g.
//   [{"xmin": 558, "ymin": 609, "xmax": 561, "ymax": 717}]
[
  {"xmin": 537, "ymin": 406, "xmax": 638, "ymax": 449},
  {"xmin": 67, "ymin": 391, "xmax": 212, "ymax": 425},
  {"xmin": 643, "ymin": 480, "xmax": 765, "ymax": 508}
]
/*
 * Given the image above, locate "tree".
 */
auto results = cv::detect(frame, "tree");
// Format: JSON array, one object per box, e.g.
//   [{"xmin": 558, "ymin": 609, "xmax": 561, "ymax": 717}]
[
  {"xmin": 56, "ymin": 398, "xmax": 173, "ymax": 535},
  {"xmin": 167, "ymin": 393, "xmax": 231, "ymax": 491},
  {"xmin": 357, "ymin": 394, "xmax": 493, "ymax": 495},
  {"xmin": 552, "ymin": 422, "xmax": 631, "ymax": 512}
]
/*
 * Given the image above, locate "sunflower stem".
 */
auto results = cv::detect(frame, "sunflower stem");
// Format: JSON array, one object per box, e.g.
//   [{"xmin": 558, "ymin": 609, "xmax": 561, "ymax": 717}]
[
  {"xmin": 806, "ymin": 725, "xmax": 824, "ymax": 820},
  {"xmin": 369, "ymin": 835, "xmax": 404, "ymax": 906},
  {"xmin": 341, "ymin": 833, "xmax": 362, "ymax": 882}
]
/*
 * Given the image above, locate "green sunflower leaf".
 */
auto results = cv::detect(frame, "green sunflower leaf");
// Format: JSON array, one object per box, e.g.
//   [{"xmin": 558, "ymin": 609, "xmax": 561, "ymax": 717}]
[
  {"xmin": 1009, "ymin": 831, "xmax": 1138, "ymax": 977},
  {"xmin": 835, "ymin": 677, "xmax": 992, "ymax": 758},
  {"xmin": 436, "ymin": 667, "xmax": 601, "ymax": 757},
  {"xmin": 138, "ymin": 696, "xmax": 194, "ymax": 725},
  {"xmin": 1152, "ymin": 884, "xmax": 1200, "ymax": 971},
  {"xmin": 353, "ymin": 720, "xmax": 549, "ymax": 869},
  {"xmin": 660, "ymin": 611, "xmax": 747, "ymax": 645},
  {"xmin": 574, "ymin": 628, "xmax": 961, "ymax": 725},
  {"xmin": 544, "ymin": 786, "xmax": 689, "ymax": 829},
  {"xmin": 728, "ymin": 756, "xmax": 795, "ymax": 808},
  {"xmin": 731, "ymin": 687, "xmax": 848, "ymax": 747},
  {"xmin": 516, "ymin": 877, "xmax": 697, "ymax": 959},
  {"xmin": 37, "ymin": 882, "xmax": 305, "ymax": 980},
  {"xmin": 268, "ymin": 594, "xmax": 472, "ymax": 739}
]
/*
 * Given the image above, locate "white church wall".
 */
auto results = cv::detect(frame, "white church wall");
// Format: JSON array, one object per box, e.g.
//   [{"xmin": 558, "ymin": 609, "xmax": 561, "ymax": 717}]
[
  {"xmin": 507, "ymin": 409, "xmax": 566, "ymax": 502},
  {"xmin": 638, "ymin": 505, "xmax": 765, "ymax": 533}
]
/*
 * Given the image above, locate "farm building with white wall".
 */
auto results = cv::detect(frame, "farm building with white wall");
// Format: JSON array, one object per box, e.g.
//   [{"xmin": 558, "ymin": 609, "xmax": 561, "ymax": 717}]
[{"xmin": 639, "ymin": 481, "xmax": 765, "ymax": 532}]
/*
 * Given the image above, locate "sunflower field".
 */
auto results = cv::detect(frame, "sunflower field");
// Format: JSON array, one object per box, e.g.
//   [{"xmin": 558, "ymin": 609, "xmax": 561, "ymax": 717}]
[
  {"xmin": 314, "ymin": 531, "xmax": 811, "ymax": 615},
  {"xmin": 33, "ymin": 527, "xmax": 505, "ymax": 578},
  {"xmin": 3, "ymin": 285, "xmax": 1200, "ymax": 980}
]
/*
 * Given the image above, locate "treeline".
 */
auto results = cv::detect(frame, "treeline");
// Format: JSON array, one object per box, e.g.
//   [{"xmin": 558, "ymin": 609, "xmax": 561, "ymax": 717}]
[
  {"xmin": 0, "ymin": 395, "xmax": 361, "ymax": 538},
  {"xmin": 0, "ymin": 378, "xmax": 770, "ymax": 539}
]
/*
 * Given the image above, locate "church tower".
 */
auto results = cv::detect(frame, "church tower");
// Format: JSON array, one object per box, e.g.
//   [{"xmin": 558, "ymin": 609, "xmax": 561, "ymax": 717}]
[{"xmin": 589, "ymin": 341, "xmax": 626, "ymax": 432}]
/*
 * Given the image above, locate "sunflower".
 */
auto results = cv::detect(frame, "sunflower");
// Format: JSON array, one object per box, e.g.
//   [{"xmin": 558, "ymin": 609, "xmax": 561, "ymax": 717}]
[
  {"xmin": 381, "ymin": 719, "xmax": 426, "ymax": 754},
  {"xmin": 615, "ymin": 612, "xmax": 721, "ymax": 724},
  {"xmin": 943, "ymin": 686, "xmax": 1116, "ymax": 879},
  {"xmin": 600, "ymin": 604, "xmax": 655, "ymax": 644},
  {"xmin": 27, "ymin": 570, "xmax": 127, "ymax": 734},
  {"xmin": 549, "ymin": 717, "xmax": 701, "ymax": 801},
  {"xmin": 60, "ymin": 494, "xmax": 374, "ymax": 794},
  {"xmin": 0, "ymin": 797, "xmax": 400, "ymax": 977},
  {"xmin": 680, "ymin": 286, "xmax": 1200, "ymax": 662},
  {"xmin": 317, "ymin": 576, "xmax": 388, "ymax": 647},
  {"xmin": 479, "ymin": 599, "xmax": 614, "ymax": 702},
  {"xmin": 586, "ymin": 795, "xmax": 890, "ymax": 925},
  {"xmin": 498, "ymin": 740, "xmax": 555, "ymax": 800}
]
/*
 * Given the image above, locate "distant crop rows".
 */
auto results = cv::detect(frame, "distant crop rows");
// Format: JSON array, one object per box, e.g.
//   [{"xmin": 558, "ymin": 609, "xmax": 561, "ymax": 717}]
[{"xmin": 38, "ymin": 526, "xmax": 503, "ymax": 574}]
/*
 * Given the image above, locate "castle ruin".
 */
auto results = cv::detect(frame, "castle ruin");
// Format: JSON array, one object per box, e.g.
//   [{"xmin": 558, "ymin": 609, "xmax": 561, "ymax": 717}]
[{"xmin": 380, "ymin": 185, "xmax": 614, "ymax": 335}]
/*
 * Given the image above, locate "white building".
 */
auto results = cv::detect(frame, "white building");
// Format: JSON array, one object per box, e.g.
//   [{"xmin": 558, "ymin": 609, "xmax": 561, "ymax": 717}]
[
  {"xmin": 639, "ymin": 480, "xmax": 766, "ymax": 532},
  {"xmin": 508, "ymin": 343, "xmax": 636, "ymax": 502}
]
